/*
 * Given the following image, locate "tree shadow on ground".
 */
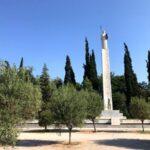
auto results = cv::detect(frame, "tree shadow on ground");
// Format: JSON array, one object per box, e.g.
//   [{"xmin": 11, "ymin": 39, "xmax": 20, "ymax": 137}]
[
  {"xmin": 94, "ymin": 139, "xmax": 150, "ymax": 150},
  {"xmin": 16, "ymin": 140, "xmax": 61, "ymax": 147}
]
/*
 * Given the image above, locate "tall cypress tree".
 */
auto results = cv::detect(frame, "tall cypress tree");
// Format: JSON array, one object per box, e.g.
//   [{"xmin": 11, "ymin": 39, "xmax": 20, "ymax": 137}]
[
  {"xmin": 91, "ymin": 50, "xmax": 97, "ymax": 76},
  {"xmin": 124, "ymin": 43, "xmax": 139, "ymax": 112},
  {"xmin": 64, "ymin": 55, "xmax": 76, "ymax": 85},
  {"xmin": 18, "ymin": 57, "xmax": 24, "ymax": 79},
  {"xmin": 19, "ymin": 57, "xmax": 24, "ymax": 69},
  {"xmin": 83, "ymin": 38, "xmax": 90, "ymax": 80},
  {"xmin": 39, "ymin": 64, "xmax": 53, "ymax": 130},
  {"xmin": 147, "ymin": 50, "xmax": 150, "ymax": 84},
  {"xmin": 83, "ymin": 38, "xmax": 99, "ymax": 91},
  {"xmin": 89, "ymin": 50, "xmax": 98, "ymax": 91}
]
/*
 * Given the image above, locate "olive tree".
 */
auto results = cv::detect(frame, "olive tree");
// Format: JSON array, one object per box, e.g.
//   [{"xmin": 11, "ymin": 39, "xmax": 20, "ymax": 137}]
[
  {"xmin": 0, "ymin": 66, "xmax": 41, "ymax": 146},
  {"xmin": 130, "ymin": 98, "xmax": 150, "ymax": 132},
  {"xmin": 51, "ymin": 84, "xmax": 87, "ymax": 144},
  {"xmin": 82, "ymin": 78, "xmax": 103, "ymax": 132},
  {"xmin": 85, "ymin": 90, "xmax": 103, "ymax": 132}
]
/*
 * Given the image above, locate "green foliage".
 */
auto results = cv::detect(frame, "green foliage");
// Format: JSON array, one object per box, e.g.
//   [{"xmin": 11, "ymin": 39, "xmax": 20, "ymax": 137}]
[
  {"xmin": 86, "ymin": 92, "xmax": 102, "ymax": 120},
  {"xmin": 53, "ymin": 77, "xmax": 63, "ymax": 89},
  {"xmin": 0, "ymin": 60, "xmax": 10, "ymax": 72},
  {"xmin": 0, "ymin": 66, "xmax": 41, "ymax": 145},
  {"xmin": 85, "ymin": 90, "xmax": 103, "ymax": 132},
  {"xmin": 40, "ymin": 64, "xmax": 52, "ymax": 103},
  {"xmin": 82, "ymin": 78, "xmax": 93, "ymax": 91},
  {"xmin": 25, "ymin": 67, "xmax": 37, "ymax": 84},
  {"xmin": 18, "ymin": 66, "xmax": 37, "ymax": 84},
  {"xmin": 64, "ymin": 55, "xmax": 76, "ymax": 85},
  {"xmin": 19, "ymin": 57, "xmax": 24, "ymax": 69},
  {"xmin": 139, "ymin": 82, "xmax": 150, "ymax": 101},
  {"xmin": 147, "ymin": 50, "xmax": 150, "ymax": 84},
  {"xmin": 83, "ymin": 40, "xmax": 99, "ymax": 92},
  {"xmin": 51, "ymin": 84, "xmax": 87, "ymax": 126},
  {"xmin": 97, "ymin": 75, "xmax": 103, "ymax": 95},
  {"xmin": 130, "ymin": 98, "xmax": 150, "ymax": 131},
  {"xmin": 75, "ymin": 82, "xmax": 82, "ymax": 91},
  {"xmin": 38, "ymin": 109, "xmax": 53, "ymax": 130},
  {"xmin": 18, "ymin": 81, "xmax": 41, "ymax": 120},
  {"xmin": 38, "ymin": 64, "xmax": 55, "ymax": 130},
  {"xmin": 17, "ymin": 58, "xmax": 37, "ymax": 84},
  {"xmin": 82, "ymin": 77, "xmax": 103, "ymax": 132},
  {"xmin": 124, "ymin": 43, "xmax": 140, "ymax": 112},
  {"xmin": 112, "ymin": 92, "xmax": 128, "ymax": 116},
  {"xmin": 111, "ymin": 74, "xmax": 126, "ymax": 93},
  {"xmin": 51, "ymin": 84, "xmax": 87, "ymax": 144},
  {"xmin": 83, "ymin": 38, "xmax": 90, "ymax": 80},
  {"xmin": 89, "ymin": 50, "xmax": 99, "ymax": 91},
  {"xmin": 0, "ymin": 124, "xmax": 18, "ymax": 146},
  {"xmin": 4, "ymin": 61, "xmax": 10, "ymax": 69}
]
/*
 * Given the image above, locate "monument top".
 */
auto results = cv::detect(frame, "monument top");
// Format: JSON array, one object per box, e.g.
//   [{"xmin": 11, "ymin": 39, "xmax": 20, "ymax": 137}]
[{"xmin": 101, "ymin": 30, "xmax": 108, "ymax": 40}]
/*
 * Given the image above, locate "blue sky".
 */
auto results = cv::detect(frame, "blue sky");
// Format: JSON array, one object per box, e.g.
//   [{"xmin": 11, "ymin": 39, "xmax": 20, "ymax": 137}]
[{"xmin": 0, "ymin": 0, "xmax": 150, "ymax": 83}]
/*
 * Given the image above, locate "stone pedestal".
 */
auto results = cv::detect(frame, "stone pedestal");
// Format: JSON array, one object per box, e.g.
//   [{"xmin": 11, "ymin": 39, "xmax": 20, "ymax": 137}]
[{"xmin": 100, "ymin": 110, "xmax": 126, "ymax": 125}]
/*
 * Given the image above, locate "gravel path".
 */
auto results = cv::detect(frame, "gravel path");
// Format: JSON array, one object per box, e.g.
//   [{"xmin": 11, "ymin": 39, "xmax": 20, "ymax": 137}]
[{"xmin": 1, "ymin": 130, "xmax": 150, "ymax": 150}]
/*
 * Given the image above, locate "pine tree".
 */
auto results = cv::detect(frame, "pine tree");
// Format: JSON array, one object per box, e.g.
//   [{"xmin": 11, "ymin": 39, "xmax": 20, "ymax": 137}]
[
  {"xmin": 83, "ymin": 38, "xmax": 90, "ymax": 80},
  {"xmin": 147, "ymin": 50, "xmax": 150, "ymax": 84},
  {"xmin": 40, "ymin": 64, "xmax": 52, "ymax": 103},
  {"xmin": 39, "ymin": 64, "xmax": 53, "ymax": 130},
  {"xmin": 124, "ymin": 43, "xmax": 139, "ymax": 112},
  {"xmin": 19, "ymin": 57, "xmax": 24, "ymax": 69},
  {"xmin": 64, "ymin": 55, "xmax": 76, "ymax": 85}
]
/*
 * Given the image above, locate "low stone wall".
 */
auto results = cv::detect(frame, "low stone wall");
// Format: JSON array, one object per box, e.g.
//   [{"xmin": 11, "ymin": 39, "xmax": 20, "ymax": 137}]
[
  {"xmin": 85, "ymin": 119, "xmax": 150, "ymax": 125},
  {"xmin": 22, "ymin": 119, "xmax": 150, "ymax": 132},
  {"xmin": 121, "ymin": 119, "xmax": 150, "ymax": 124},
  {"xmin": 85, "ymin": 119, "xmax": 111, "ymax": 124},
  {"xmin": 25, "ymin": 119, "xmax": 150, "ymax": 126}
]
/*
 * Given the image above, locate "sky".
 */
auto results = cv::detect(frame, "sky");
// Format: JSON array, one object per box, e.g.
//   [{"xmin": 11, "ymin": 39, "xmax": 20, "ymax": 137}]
[{"xmin": 0, "ymin": 0, "xmax": 150, "ymax": 83}]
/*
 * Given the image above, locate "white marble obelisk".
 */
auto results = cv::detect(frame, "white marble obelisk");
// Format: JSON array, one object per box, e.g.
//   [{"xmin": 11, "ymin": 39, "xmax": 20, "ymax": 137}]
[{"xmin": 101, "ymin": 31, "xmax": 113, "ymax": 110}]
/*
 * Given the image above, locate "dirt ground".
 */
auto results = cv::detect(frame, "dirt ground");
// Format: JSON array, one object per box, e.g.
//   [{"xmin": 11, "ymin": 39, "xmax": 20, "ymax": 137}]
[{"xmin": 1, "ymin": 130, "xmax": 150, "ymax": 150}]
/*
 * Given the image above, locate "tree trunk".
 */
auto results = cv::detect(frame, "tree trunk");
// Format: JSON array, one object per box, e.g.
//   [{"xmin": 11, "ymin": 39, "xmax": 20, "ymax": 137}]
[
  {"xmin": 59, "ymin": 128, "xmax": 62, "ymax": 136},
  {"xmin": 69, "ymin": 128, "xmax": 72, "ymax": 144},
  {"xmin": 45, "ymin": 125, "xmax": 47, "ymax": 131},
  {"xmin": 68, "ymin": 124, "xmax": 72, "ymax": 144},
  {"xmin": 92, "ymin": 119, "xmax": 96, "ymax": 132},
  {"xmin": 141, "ymin": 120, "xmax": 144, "ymax": 132}
]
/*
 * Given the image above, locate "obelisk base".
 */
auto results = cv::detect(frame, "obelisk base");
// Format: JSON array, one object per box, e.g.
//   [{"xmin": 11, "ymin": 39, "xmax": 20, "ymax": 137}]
[{"xmin": 100, "ymin": 110, "xmax": 126, "ymax": 125}]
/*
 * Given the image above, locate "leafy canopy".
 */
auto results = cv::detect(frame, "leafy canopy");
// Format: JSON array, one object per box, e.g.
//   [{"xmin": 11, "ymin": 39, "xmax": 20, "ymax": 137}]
[
  {"xmin": 51, "ymin": 84, "xmax": 87, "ymax": 128},
  {"xmin": 0, "ymin": 66, "xmax": 41, "ymax": 145}
]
